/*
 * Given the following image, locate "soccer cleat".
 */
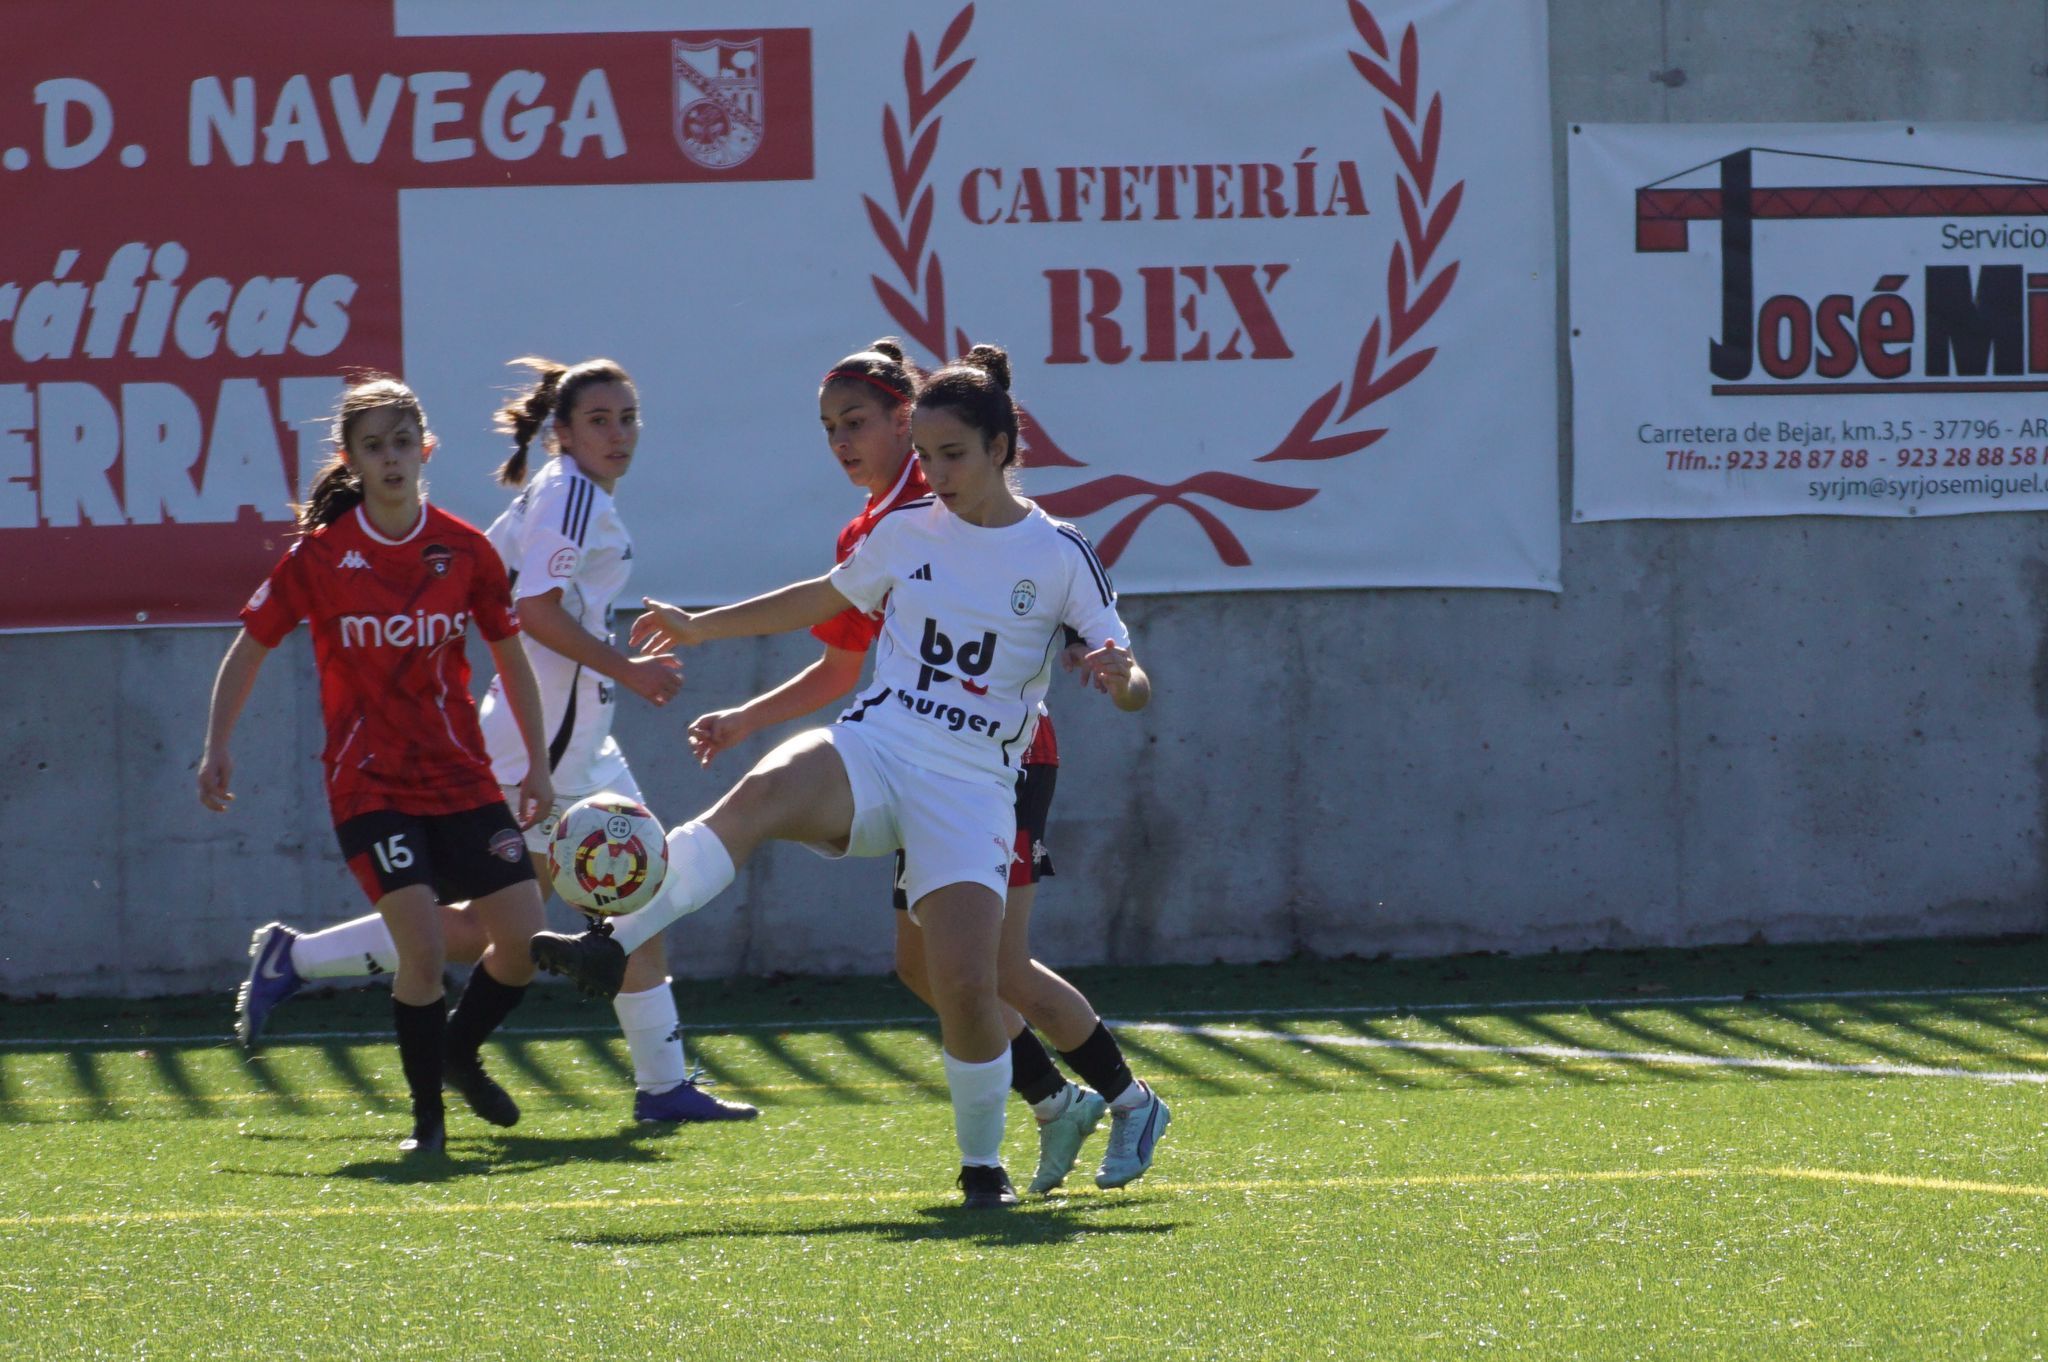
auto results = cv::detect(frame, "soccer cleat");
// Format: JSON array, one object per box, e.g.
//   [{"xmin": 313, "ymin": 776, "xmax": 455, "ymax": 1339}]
[
  {"xmin": 399, "ymin": 1118, "xmax": 446, "ymax": 1156},
  {"xmin": 956, "ymin": 1163, "xmax": 1019, "ymax": 1208},
  {"xmin": 530, "ymin": 926, "xmax": 628, "ymax": 999},
  {"xmin": 234, "ymin": 922, "xmax": 304, "ymax": 1050},
  {"xmin": 1094, "ymin": 1085, "xmax": 1171, "ymax": 1189},
  {"xmin": 634, "ymin": 1080, "xmax": 759, "ymax": 1123},
  {"xmin": 1027, "ymin": 1085, "xmax": 1108, "ymax": 1194},
  {"xmin": 443, "ymin": 1052, "xmax": 520, "ymax": 1128}
]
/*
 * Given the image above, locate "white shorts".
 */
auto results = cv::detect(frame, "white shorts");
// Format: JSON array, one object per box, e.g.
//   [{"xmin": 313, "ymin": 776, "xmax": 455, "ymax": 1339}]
[
  {"xmin": 816, "ymin": 723, "xmax": 1014, "ymax": 917},
  {"xmin": 502, "ymin": 761, "xmax": 645, "ymax": 856},
  {"xmin": 479, "ymin": 671, "xmax": 627, "ymax": 796},
  {"xmin": 480, "ymin": 670, "xmax": 636, "ymax": 853}
]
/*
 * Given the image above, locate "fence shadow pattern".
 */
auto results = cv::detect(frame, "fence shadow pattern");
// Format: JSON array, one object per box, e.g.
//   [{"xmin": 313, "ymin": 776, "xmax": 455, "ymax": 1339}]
[{"xmin": 4, "ymin": 991, "xmax": 2047, "ymax": 1125}]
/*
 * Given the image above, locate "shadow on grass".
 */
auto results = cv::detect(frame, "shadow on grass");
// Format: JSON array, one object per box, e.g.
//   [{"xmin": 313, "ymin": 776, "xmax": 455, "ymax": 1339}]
[
  {"xmin": 222, "ymin": 1127, "xmax": 674, "ymax": 1185},
  {"xmin": 836, "ymin": 1028, "xmax": 949, "ymax": 1101},
  {"xmin": 554, "ymin": 1197, "xmax": 1179, "ymax": 1248},
  {"xmin": 736, "ymin": 1030, "xmax": 878, "ymax": 1104},
  {"xmin": 309, "ymin": 1042, "xmax": 388, "ymax": 1107}
]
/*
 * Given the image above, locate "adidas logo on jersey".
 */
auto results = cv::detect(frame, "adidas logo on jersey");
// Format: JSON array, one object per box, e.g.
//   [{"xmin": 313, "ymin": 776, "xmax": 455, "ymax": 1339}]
[
  {"xmin": 908, "ymin": 563, "xmax": 933, "ymax": 581},
  {"xmin": 338, "ymin": 550, "xmax": 370, "ymax": 569}
]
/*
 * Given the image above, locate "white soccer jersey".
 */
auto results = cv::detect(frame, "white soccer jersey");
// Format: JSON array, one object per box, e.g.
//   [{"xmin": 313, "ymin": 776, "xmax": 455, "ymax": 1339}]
[
  {"xmin": 477, "ymin": 457, "xmax": 634, "ymax": 789},
  {"xmin": 828, "ymin": 497, "xmax": 1128, "ymax": 785}
]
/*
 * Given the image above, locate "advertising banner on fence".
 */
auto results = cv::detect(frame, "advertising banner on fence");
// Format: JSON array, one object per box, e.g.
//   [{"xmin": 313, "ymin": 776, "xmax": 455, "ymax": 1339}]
[
  {"xmin": 0, "ymin": 0, "xmax": 1558, "ymax": 632},
  {"xmin": 1571, "ymin": 122, "xmax": 2048, "ymax": 522}
]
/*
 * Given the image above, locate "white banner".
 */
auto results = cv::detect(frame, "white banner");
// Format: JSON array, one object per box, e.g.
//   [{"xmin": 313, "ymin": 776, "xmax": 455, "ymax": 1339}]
[
  {"xmin": 1571, "ymin": 122, "xmax": 2048, "ymax": 522},
  {"xmin": 0, "ymin": 0, "xmax": 1559, "ymax": 630}
]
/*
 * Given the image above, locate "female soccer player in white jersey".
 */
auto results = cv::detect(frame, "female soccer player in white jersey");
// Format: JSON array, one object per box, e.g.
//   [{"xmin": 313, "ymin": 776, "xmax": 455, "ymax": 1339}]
[
  {"xmin": 199, "ymin": 375, "xmax": 552, "ymax": 1156},
  {"xmin": 232, "ymin": 358, "xmax": 756, "ymax": 1124},
  {"xmin": 684, "ymin": 339, "xmax": 1169, "ymax": 1192},
  {"xmin": 533, "ymin": 344, "xmax": 1156, "ymax": 1207}
]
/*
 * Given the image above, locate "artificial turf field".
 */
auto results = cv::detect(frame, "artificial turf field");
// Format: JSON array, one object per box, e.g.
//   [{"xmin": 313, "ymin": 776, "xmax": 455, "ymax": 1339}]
[{"xmin": 5, "ymin": 938, "xmax": 2048, "ymax": 1361}]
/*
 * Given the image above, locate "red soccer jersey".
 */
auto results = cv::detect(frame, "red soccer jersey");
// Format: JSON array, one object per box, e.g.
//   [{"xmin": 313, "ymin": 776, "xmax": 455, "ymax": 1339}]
[
  {"xmin": 240, "ymin": 503, "xmax": 520, "ymax": 824},
  {"xmin": 810, "ymin": 455, "xmax": 931, "ymax": 653}
]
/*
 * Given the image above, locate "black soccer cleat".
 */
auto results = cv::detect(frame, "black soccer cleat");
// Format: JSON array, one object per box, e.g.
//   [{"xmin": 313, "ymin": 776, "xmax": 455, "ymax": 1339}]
[
  {"xmin": 530, "ymin": 927, "xmax": 628, "ymax": 1000},
  {"xmin": 956, "ymin": 1163, "xmax": 1019, "ymax": 1209},
  {"xmin": 444, "ymin": 1052, "xmax": 520, "ymax": 1128},
  {"xmin": 399, "ymin": 1119, "xmax": 447, "ymax": 1157}
]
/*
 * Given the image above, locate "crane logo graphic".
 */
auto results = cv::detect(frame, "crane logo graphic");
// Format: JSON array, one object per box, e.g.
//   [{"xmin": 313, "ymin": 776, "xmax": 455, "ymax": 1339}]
[{"xmin": 1635, "ymin": 147, "xmax": 2048, "ymax": 395}]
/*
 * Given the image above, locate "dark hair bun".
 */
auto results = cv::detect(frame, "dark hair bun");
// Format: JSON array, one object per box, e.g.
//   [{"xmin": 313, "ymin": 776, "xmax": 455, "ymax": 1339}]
[
  {"xmin": 962, "ymin": 343, "xmax": 1011, "ymax": 391},
  {"xmin": 870, "ymin": 337, "xmax": 906, "ymax": 363}
]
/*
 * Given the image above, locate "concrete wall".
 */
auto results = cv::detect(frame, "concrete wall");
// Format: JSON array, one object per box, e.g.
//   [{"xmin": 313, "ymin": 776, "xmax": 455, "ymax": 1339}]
[{"xmin": 7, "ymin": 0, "xmax": 2048, "ymax": 997}]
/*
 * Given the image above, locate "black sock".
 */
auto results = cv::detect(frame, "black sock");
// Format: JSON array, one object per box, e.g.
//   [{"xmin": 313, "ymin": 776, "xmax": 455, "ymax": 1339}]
[
  {"xmin": 1009, "ymin": 1028, "xmax": 1066, "ymax": 1105},
  {"xmin": 1059, "ymin": 1021, "xmax": 1135, "ymax": 1105},
  {"xmin": 392, "ymin": 995, "xmax": 448, "ymax": 1129},
  {"xmin": 445, "ymin": 963, "xmax": 528, "ymax": 1066}
]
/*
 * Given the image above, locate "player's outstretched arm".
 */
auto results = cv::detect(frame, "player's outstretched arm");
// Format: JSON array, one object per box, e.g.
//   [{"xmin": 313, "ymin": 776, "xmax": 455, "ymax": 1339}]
[
  {"xmin": 688, "ymin": 645, "xmax": 867, "ymax": 766},
  {"xmin": 516, "ymin": 588, "xmax": 680, "ymax": 708},
  {"xmin": 632, "ymin": 576, "xmax": 852, "ymax": 652},
  {"xmin": 488, "ymin": 634, "xmax": 556, "ymax": 827},
  {"xmin": 197, "ymin": 629, "xmax": 272, "ymax": 811}
]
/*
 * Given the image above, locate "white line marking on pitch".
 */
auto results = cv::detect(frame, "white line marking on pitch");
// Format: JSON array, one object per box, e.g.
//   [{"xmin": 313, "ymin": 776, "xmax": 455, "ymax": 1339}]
[
  {"xmin": 1140, "ymin": 1023, "xmax": 2048, "ymax": 1085},
  {"xmin": 5, "ymin": 980, "xmax": 2046, "ymax": 1052},
  {"xmin": 10, "ymin": 1164, "xmax": 2048, "ymax": 1231}
]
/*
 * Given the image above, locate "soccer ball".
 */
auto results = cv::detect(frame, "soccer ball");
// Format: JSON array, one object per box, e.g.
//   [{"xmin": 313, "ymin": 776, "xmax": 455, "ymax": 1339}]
[{"xmin": 547, "ymin": 793, "xmax": 668, "ymax": 915}]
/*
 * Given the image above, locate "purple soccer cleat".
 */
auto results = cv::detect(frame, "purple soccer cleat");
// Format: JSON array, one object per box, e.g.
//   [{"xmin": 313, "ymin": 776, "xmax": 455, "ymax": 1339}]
[
  {"xmin": 633, "ymin": 1080, "xmax": 759, "ymax": 1123},
  {"xmin": 235, "ymin": 923, "xmax": 304, "ymax": 1050}
]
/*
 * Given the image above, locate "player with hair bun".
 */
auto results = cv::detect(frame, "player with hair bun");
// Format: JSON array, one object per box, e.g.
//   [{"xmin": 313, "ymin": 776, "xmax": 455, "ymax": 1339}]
[
  {"xmin": 684, "ymin": 337, "xmax": 1169, "ymax": 1193},
  {"xmin": 231, "ymin": 358, "xmax": 756, "ymax": 1125},
  {"xmin": 533, "ymin": 342, "xmax": 1157, "ymax": 1207},
  {"xmin": 198, "ymin": 375, "xmax": 551, "ymax": 1157}
]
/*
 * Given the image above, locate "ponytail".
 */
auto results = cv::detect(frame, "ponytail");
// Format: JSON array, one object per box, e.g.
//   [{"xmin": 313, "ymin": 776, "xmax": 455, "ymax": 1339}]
[
  {"xmin": 494, "ymin": 356, "xmax": 635, "ymax": 487},
  {"xmin": 295, "ymin": 458, "xmax": 363, "ymax": 535},
  {"xmin": 494, "ymin": 357, "xmax": 568, "ymax": 488}
]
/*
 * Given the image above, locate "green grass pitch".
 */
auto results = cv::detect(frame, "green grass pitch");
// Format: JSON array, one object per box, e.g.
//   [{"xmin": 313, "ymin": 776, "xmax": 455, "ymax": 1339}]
[{"xmin": 4, "ymin": 938, "xmax": 2048, "ymax": 1360}]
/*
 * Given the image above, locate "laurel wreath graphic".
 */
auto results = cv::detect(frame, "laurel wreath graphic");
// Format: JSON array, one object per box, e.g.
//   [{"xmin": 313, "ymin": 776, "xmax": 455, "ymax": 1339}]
[{"xmin": 863, "ymin": 0, "xmax": 1462, "ymax": 566}]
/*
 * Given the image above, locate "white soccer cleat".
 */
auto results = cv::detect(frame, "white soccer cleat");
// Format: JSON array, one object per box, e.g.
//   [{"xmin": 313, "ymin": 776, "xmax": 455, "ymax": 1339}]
[
  {"xmin": 1027, "ymin": 1085, "xmax": 1107, "ymax": 1194},
  {"xmin": 1094, "ymin": 1084, "xmax": 1171, "ymax": 1189}
]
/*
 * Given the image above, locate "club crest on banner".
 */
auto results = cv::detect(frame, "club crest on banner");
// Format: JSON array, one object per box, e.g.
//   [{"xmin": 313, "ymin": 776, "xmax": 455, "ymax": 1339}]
[{"xmin": 674, "ymin": 37, "xmax": 765, "ymax": 169}]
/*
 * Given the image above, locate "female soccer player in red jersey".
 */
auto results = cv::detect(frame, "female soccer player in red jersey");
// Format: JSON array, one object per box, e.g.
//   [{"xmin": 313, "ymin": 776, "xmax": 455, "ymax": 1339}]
[
  {"xmin": 197, "ymin": 376, "xmax": 552, "ymax": 1156},
  {"xmin": 230, "ymin": 359, "xmax": 755, "ymax": 1124},
  {"xmin": 534, "ymin": 344, "xmax": 1161, "ymax": 1207},
  {"xmin": 683, "ymin": 339, "xmax": 1168, "ymax": 1192}
]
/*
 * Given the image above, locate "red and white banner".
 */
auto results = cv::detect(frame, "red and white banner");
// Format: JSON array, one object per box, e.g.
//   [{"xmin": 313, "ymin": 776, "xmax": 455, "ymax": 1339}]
[
  {"xmin": 1571, "ymin": 122, "xmax": 2048, "ymax": 521},
  {"xmin": 1, "ymin": 0, "xmax": 1557, "ymax": 631}
]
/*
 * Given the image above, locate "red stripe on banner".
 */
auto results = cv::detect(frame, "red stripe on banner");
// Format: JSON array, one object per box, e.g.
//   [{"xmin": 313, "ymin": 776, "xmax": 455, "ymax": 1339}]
[{"xmin": 1638, "ymin": 183, "xmax": 2048, "ymax": 228}]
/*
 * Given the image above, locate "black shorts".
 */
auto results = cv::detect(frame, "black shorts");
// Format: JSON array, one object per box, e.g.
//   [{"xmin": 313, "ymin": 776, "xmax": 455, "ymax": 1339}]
[
  {"xmin": 336, "ymin": 803, "xmax": 536, "ymax": 908},
  {"xmin": 893, "ymin": 762, "xmax": 1057, "ymax": 911}
]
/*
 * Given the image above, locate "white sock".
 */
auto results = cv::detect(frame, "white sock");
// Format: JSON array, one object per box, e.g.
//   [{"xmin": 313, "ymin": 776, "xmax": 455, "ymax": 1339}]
[
  {"xmin": 1030, "ymin": 1083, "xmax": 1077, "ymax": 1123},
  {"xmin": 613, "ymin": 982, "xmax": 688, "ymax": 1094},
  {"xmin": 942, "ymin": 1049, "xmax": 1012, "ymax": 1166},
  {"xmin": 291, "ymin": 913, "xmax": 399, "ymax": 981},
  {"xmin": 1110, "ymin": 1078, "xmax": 1152, "ymax": 1114},
  {"xmin": 609, "ymin": 822, "xmax": 735, "ymax": 955}
]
